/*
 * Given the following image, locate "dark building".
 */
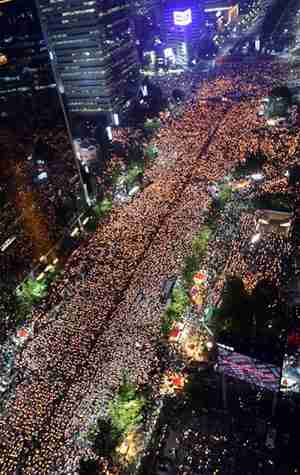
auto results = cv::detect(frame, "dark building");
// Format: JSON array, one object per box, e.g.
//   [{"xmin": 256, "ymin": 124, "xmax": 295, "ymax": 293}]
[
  {"xmin": 132, "ymin": 0, "xmax": 161, "ymax": 17},
  {"xmin": 36, "ymin": 0, "xmax": 140, "ymax": 123},
  {"xmin": 131, "ymin": 0, "xmax": 162, "ymax": 61},
  {"xmin": 0, "ymin": 0, "xmax": 53, "ymax": 118},
  {"xmin": 163, "ymin": 0, "xmax": 202, "ymax": 67}
]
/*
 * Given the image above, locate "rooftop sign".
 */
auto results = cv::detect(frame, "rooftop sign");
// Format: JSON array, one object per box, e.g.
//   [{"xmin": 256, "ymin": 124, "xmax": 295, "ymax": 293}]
[{"xmin": 173, "ymin": 8, "xmax": 192, "ymax": 26}]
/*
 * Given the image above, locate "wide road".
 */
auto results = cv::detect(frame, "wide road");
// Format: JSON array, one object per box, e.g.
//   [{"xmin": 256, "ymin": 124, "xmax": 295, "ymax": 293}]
[{"xmin": 0, "ymin": 89, "xmax": 257, "ymax": 474}]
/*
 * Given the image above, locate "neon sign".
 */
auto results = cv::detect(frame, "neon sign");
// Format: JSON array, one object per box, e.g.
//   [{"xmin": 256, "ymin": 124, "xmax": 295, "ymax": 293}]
[{"xmin": 173, "ymin": 8, "xmax": 192, "ymax": 26}]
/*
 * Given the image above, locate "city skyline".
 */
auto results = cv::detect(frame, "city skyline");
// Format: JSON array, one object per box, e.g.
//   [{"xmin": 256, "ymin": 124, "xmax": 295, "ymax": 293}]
[{"xmin": 1, "ymin": 0, "xmax": 300, "ymax": 473}]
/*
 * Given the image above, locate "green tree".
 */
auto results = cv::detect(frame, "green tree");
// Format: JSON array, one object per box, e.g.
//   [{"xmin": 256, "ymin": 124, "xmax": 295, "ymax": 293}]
[
  {"xmin": 93, "ymin": 196, "xmax": 112, "ymax": 219},
  {"xmin": 192, "ymin": 226, "xmax": 213, "ymax": 257},
  {"xmin": 161, "ymin": 314, "xmax": 174, "ymax": 336},
  {"xmin": 16, "ymin": 278, "xmax": 48, "ymax": 307},
  {"xmin": 251, "ymin": 279, "xmax": 285, "ymax": 336},
  {"xmin": 218, "ymin": 185, "xmax": 232, "ymax": 207},
  {"xmin": 161, "ymin": 285, "xmax": 188, "ymax": 336},
  {"xmin": 145, "ymin": 145, "xmax": 159, "ymax": 161},
  {"xmin": 124, "ymin": 162, "xmax": 144, "ymax": 188},
  {"xmin": 182, "ymin": 254, "xmax": 200, "ymax": 289},
  {"xmin": 252, "ymin": 192, "xmax": 290, "ymax": 212},
  {"xmin": 169, "ymin": 286, "xmax": 189, "ymax": 317},
  {"xmin": 86, "ymin": 423, "xmax": 98, "ymax": 445},
  {"xmin": 108, "ymin": 380, "xmax": 145, "ymax": 440},
  {"xmin": 79, "ymin": 459, "xmax": 99, "ymax": 475}
]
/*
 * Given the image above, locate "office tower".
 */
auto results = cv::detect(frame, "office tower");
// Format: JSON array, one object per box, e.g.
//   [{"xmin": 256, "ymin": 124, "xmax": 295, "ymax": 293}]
[
  {"xmin": 131, "ymin": 0, "xmax": 163, "ymax": 63},
  {"xmin": 132, "ymin": 0, "xmax": 162, "ymax": 21},
  {"xmin": 36, "ymin": 0, "xmax": 140, "ymax": 124},
  {"xmin": 131, "ymin": 0, "xmax": 162, "ymax": 38},
  {"xmin": 203, "ymin": 0, "xmax": 239, "ymax": 32},
  {"xmin": 163, "ymin": 0, "xmax": 202, "ymax": 67},
  {"xmin": 132, "ymin": 0, "xmax": 161, "ymax": 17},
  {"xmin": 0, "ymin": 0, "xmax": 53, "ymax": 119},
  {"xmin": 133, "ymin": 1, "xmax": 162, "ymax": 37}
]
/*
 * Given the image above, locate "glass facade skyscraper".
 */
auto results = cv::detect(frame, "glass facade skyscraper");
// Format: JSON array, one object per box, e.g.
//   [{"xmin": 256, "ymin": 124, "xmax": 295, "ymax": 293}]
[
  {"xmin": 36, "ymin": 0, "xmax": 140, "ymax": 121},
  {"xmin": 163, "ymin": 0, "xmax": 202, "ymax": 67},
  {"xmin": 0, "ymin": 0, "xmax": 53, "ymax": 119},
  {"xmin": 0, "ymin": 0, "xmax": 75, "ymax": 288}
]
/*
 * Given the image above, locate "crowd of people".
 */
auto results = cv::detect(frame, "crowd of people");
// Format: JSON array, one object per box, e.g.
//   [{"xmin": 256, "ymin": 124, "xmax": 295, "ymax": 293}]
[
  {"xmin": 154, "ymin": 407, "xmax": 277, "ymax": 475},
  {"xmin": 0, "ymin": 95, "xmax": 84, "ymax": 285},
  {"xmin": 151, "ymin": 371, "xmax": 300, "ymax": 474},
  {"xmin": 150, "ymin": 71, "xmax": 198, "ymax": 103},
  {"xmin": 0, "ymin": 59, "xmax": 300, "ymax": 474},
  {"xmin": 0, "ymin": 66, "xmax": 207, "ymax": 288},
  {"xmin": 0, "ymin": 59, "xmax": 288, "ymax": 288}
]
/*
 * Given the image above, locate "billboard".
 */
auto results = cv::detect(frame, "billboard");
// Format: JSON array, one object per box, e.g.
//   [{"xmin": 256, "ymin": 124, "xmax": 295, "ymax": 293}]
[
  {"xmin": 218, "ymin": 344, "xmax": 281, "ymax": 392},
  {"xmin": 173, "ymin": 8, "xmax": 192, "ymax": 26}
]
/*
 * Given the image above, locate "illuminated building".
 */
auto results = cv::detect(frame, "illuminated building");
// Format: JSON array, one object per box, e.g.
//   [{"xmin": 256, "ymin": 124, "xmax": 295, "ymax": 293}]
[
  {"xmin": 203, "ymin": 0, "xmax": 239, "ymax": 31},
  {"xmin": 163, "ymin": 0, "xmax": 202, "ymax": 67},
  {"xmin": 0, "ymin": 0, "xmax": 53, "ymax": 116},
  {"xmin": 131, "ymin": 0, "xmax": 162, "ymax": 62},
  {"xmin": 36, "ymin": 0, "xmax": 140, "ymax": 123}
]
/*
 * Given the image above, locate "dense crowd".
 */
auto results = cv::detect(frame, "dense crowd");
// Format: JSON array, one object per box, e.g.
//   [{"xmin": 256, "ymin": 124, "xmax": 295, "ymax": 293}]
[
  {"xmin": 150, "ymin": 370, "xmax": 300, "ymax": 475},
  {"xmin": 0, "ymin": 60, "xmax": 295, "ymax": 288},
  {"xmin": 151, "ymin": 70, "xmax": 199, "ymax": 103},
  {"xmin": 0, "ymin": 67, "xmax": 199, "ymax": 287},
  {"xmin": 0, "ymin": 88, "xmax": 83, "ymax": 285},
  {"xmin": 154, "ymin": 408, "xmax": 277, "ymax": 475},
  {"xmin": 0, "ymin": 60, "xmax": 300, "ymax": 474}
]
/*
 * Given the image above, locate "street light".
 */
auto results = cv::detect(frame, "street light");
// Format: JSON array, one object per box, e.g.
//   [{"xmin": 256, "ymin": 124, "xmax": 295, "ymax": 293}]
[
  {"xmin": 251, "ymin": 173, "xmax": 264, "ymax": 181},
  {"xmin": 0, "ymin": 53, "xmax": 8, "ymax": 65},
  {"xmin": 250, "ymin": 233, "xmax": 261, "ymax": 244}
]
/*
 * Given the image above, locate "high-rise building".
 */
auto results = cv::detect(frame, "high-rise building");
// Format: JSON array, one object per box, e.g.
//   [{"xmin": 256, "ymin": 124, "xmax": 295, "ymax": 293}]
[
  {"xmin": 132, "ymin": 0, "xmax": 162, "ymax": 22},
  {"xmin": 36, "ymin": 0, "xmax": 140, "ymax": 123},
  {"xmin": 131, "ymin": 0, "xmax": 163, "ymax": 63},
  {"xmin": 163, "ymin": 0, "xmax": 202, "ymax": 67},
  {"xmin": 132, "ymin": 0, "xmax": 160, "ymax": 17},
  {"xmin": 0, "ymin": 0, "xmax": 53, "ymax": 118},
  {"xmin": 203, "ymin": 0, "xmax": 239, "ymax": 32}
]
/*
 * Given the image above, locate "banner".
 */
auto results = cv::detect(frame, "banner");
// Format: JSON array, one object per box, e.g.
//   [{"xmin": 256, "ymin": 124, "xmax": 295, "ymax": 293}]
[{"xmin": 218, "ymin": 345, "xmax": 281, "ymax": 392}]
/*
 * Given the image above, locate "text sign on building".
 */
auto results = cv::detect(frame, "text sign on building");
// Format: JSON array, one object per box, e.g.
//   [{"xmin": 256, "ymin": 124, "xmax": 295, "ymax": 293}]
[{"xmin": 173, "ymin": 8, "xmax": 192, "ymax": 26}]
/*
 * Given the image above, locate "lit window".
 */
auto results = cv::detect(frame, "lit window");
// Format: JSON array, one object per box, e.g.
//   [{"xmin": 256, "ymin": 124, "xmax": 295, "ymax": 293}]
[{"xmin": 62, "ymin": 8, "xmax": 95, "ymax": 17}]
